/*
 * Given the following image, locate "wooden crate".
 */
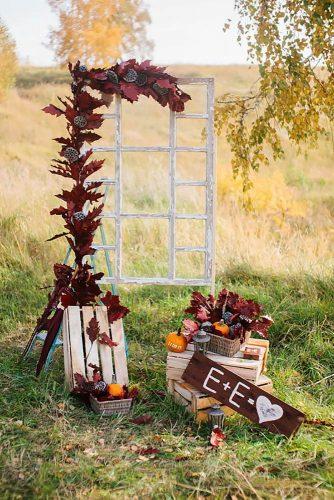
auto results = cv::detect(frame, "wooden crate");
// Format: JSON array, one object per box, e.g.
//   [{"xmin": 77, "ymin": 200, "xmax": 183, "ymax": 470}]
[
  {"xmin": 63, "ymin": 305, "xmax": 128, "ymax": 391},
  {"xmin": 167, "ymin": 338, "xmax": 269, "ymax": 385},
  {"xmin": 168, "ymin": 375, "xmax": 273, "ymax": 423}
]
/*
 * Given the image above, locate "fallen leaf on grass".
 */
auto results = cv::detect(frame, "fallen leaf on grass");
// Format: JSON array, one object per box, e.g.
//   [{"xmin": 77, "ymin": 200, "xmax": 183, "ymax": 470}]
[
  {"xmin": 131, "ymin": 414, "xmax": 153, "ymax": 425},
  {"xmin": 210, "ymin": 427, "xmax": 226, "ymax": 448},
  {"xmin": 137, "ymin": 447, "xmax": 160, "ymax": 456}
]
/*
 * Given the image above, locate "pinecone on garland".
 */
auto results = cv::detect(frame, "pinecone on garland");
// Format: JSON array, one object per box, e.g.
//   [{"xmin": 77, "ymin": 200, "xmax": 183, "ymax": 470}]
[
  {"xmin": 72, "ymin": 211, "xmax": 86, "ymax": 221},
  {"xmin": 78, "ymin": 64, "xmax": 88, "ymax": 72},
  {"xmin": 123, "ymin": 68, "xmax": 138, "ymax": 82},
  {"xmin": 63, "ymin": 147, "xmax": 79, "ymax": 163},
  {"xmin": 71, "ymin": 83, "xmax": 78, "ymax": 94},
  {"xmin": 106, "ymin": 70, "xmax": 119, "ymax": 84},
  {"xmin": 73, "ymin": 115, "xmax": 88, "ymax": 128},
  {"xmin": 152, "ymin": 82, "xmax": 169, "ymax": 95},
  {"xmin": 136, "ymin": 72, "xmax": 148, "ymax": 86}
]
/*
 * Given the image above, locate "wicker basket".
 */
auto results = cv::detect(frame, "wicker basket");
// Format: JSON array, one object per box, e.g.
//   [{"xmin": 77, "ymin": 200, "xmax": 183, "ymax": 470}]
[
  {"xmin": 208, "ymin": 334, "xmax": 241, "ymax": 357},
  {"xmin": 89, "ymin": 395, "xmax": 132, "ymax": 416}
]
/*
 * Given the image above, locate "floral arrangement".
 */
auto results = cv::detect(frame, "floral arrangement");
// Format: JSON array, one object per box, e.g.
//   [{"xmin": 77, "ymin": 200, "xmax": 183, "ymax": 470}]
[{"xmin": 183, "ymin": 288, "xmax": 272, "ymax": 343}]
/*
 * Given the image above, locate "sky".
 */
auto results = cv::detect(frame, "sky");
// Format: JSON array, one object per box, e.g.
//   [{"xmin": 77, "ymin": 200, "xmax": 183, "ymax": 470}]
[{"xmin": 1, "ymin": 0, "xmax": 249, "ymax": 66}]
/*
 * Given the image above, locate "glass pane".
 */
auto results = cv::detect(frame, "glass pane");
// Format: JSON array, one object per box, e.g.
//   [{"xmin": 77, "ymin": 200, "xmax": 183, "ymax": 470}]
[
  {"xmin": 176, "ymin": 219, "xmax": 206, "ymax": 248},
  {"xmin": 177, "ymin": 118, "xmax": 206, "ymax": 148},
  {"xmin": 121, "ymin": 218, "xmax": 169, "ymax": 277},
  {"xmin": 176, "ymin": 185, "xmax": 206, "ymax": 214},
  {"xmin": 122, "ymin": 152, "xmax": 169, "ymax": 213},
  {"xmin": 121, "ymin": 99, "xmax": 169, "ymax": 147}
]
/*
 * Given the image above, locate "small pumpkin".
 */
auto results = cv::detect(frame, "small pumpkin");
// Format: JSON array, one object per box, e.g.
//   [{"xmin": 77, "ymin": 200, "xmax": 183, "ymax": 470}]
[
  {"xmin": 166, "ymin": 328, "xmax": 187, "ymax": 353},
  {"xmin": 213, "ymin": 321, "xmax": 229, "ymax": 337},
  {"xmin": 107, "ymin": 383, "xmax": 124, "ymax": 398}
]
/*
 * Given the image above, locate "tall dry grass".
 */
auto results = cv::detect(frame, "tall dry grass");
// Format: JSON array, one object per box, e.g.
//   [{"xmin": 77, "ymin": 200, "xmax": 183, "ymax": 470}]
[{"xmin": 0, "ymin": 65, "xmax": 334, "ymax": 280}]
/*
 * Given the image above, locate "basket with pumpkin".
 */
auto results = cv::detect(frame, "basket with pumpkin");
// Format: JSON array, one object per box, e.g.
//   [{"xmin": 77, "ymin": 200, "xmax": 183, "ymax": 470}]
[
  {"xmin": 74, "ymin": 366, "xmax": 138, "ymax": 415},
  {"xmin": 182, "ymin": 288, "xmax": 273, "ymax": 357}
]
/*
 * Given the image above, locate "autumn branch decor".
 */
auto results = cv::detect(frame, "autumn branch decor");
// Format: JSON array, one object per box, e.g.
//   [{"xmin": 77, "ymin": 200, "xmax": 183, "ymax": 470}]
[
  {"xmin": 182, "ymin": 288, "xmax": 272, "ymax": 356},
  {"xmin": 23, "ymin": 58, "xmax": 189, "ymax": 375}
]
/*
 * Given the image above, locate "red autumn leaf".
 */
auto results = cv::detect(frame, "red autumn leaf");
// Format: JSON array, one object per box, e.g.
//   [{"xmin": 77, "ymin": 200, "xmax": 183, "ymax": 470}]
[
  {"xmin": 80, "ymin": 132, "xmax": 101, "ymax": 143},
  {"xmin": 131, "ymin": 414, "xmax": 153, "ymax": 425},
  {"xmin": 101, "ymin": 291, "xmax": 130, "ymax": 323},
  {"xmin": 137, "ymin": 447, "xmax": 160, "ymax": 456},
  {"xmin": 46, "ymin": 231, "xmax": 69, "ymax": 242},
  {"xmin": 210, "ymin": 427, "xmax": 226, "ymax": 447},
  {"xmin": 86, "ymin": 317, "xmax": 100, "ymax": 343},
  {"xmin": 43, "ymin": 104, "xmax": 63, "ymax": 116},
  {"xmin": 98, "ymin": 332, "xmax": 118, "ymax": 348},
  {"xmin": 120, "ymin": 82, "xmax": 140, "ymax": 102}
]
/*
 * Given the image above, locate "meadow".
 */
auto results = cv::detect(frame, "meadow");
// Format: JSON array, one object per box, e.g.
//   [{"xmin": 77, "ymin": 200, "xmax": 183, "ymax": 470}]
[{"xmin": 0, "ymin": 65, "xmax": 333, "ymax": 498}]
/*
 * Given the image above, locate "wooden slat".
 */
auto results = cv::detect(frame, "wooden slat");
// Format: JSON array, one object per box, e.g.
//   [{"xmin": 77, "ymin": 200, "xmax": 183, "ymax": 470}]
[
  {"xmin": 67, "ymin": 306, "xmax": 86, "ymax": 381},
  {"xmin": 110, "ymin": 319, "xmax": 129, "ymax": 385},
  {"xmin": 62, "ymin": 308, "xmax": 73, "ymax": 390},
  {"xmin": 95, "ymin": 306, "xmax": 115, "ymax": 384},
  {"xmin": 82, "ymin": 306, "xmax": 99, "ymax": 381}
]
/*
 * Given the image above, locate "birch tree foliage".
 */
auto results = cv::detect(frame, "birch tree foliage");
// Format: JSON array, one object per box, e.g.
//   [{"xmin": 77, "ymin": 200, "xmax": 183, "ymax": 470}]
[
  {"xmin": 0, "ymin": 18, "xmax": 17, "ymax": 100},
  {"xmin": 215, "ymin": 1, "xmax": 334, "ymax": 198}
]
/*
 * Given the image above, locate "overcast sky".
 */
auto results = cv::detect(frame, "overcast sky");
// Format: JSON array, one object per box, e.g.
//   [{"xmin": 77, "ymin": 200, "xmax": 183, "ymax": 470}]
[{"xmin": 1, "ymin": 0, "xmax": 249, "ymax": 66}]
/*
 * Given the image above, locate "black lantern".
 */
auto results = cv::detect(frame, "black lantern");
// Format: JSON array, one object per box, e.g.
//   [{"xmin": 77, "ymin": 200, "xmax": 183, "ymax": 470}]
[
  {"xmin": 207, "ymin": 403, "xmax": 225, "ymax": 429},
  {"xmin": 192, "ymin": 329, "xmax": 210, "ymax": 355}
]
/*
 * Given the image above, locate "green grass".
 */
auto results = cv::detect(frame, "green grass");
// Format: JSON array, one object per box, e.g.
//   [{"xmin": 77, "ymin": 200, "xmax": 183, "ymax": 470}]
[{"xmin": 0, "ymin": 258, "xmax": 333, "ymax": 498}]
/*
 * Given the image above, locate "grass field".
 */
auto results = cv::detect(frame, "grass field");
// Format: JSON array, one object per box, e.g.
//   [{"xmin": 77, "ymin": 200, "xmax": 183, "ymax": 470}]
[{"xmin": 0, "ymin": 66, "xmax": 333, "ymax": 498}]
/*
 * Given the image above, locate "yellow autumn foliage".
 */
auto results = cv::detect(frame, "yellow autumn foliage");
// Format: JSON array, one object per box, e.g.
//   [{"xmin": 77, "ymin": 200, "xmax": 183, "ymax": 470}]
[
  {"xmin": 0, "ymin": 19, "xmax": 17, "ymax": 100},
  {"xmin": 48, "ymin": 0, "xmax": 153, "ymax": 67}
]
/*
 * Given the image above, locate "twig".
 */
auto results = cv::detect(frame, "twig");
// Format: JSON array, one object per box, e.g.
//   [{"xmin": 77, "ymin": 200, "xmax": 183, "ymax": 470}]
[{"xmin": 298, "ymin": 373, "xmax": 334, "ymax": 389}]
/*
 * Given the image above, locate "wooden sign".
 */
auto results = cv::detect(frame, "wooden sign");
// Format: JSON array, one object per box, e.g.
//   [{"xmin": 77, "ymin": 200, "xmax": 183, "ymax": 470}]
[{"xmin": 182, "ymin": 351, "xmax": 305, "ymax": 437}]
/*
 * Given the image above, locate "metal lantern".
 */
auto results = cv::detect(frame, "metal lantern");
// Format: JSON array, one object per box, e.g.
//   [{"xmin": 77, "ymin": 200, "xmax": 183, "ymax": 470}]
[
  {"xmin": 207, "ymin": 403, "xmax": 225, "ymax": 429},
  {"xmin": 201, "ymin": 321, "xmax": 213, "ymax": 333},
  {"xmin": 192, "ymin": 329, "xmax": 211, "ymax": 355}
]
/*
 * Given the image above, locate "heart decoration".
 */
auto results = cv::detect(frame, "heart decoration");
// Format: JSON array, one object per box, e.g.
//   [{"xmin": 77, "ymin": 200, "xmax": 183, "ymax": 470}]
[{"xmin": 256, "ymin": 395, "xmax": 284, "ymax": 423}]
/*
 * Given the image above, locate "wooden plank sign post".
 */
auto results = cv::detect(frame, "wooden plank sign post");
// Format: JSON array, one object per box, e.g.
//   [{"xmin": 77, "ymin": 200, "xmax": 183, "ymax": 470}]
[{"xmin": 182, "ymin": 351, "xmax": 305, "ymax": 437}]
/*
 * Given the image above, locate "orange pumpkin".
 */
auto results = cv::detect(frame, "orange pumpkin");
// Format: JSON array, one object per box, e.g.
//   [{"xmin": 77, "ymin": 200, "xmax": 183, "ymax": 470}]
[
  {"xmin": 107, "ymin": 383, "xmax": 124, "ymax": 398},
  {"xmin": 213, "ymin": 321, "xmax": 229, "ymax": 337},
  {"xmin": 166, "ymin": 329, "xmax": 187, "ymax": 353}
]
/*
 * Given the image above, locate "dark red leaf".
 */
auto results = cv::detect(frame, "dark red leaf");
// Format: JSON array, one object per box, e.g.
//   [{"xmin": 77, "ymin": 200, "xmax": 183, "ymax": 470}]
[
  {"xmin": 131, "ymin": 414, "xmax": 153, "ymax": 425},
  {"xmin": 46, "ymin": 231, "xmax": 69, "ymax": 242},
  {"xmin": 101, "ymin": 291, "xmax": 130, "ymax": 323},
  {"xmin": 98, "ymin": 332, "xmax": 118, "ymax": 348},
  {"xmin": 86, "ymin": 317, "xmax": 100, "ymax": 343},
  {"xmin": 43, "ymin": 104, "xmax": 63, "ymax": 116},
  {"xmin": 137, "ymin": 447, "xmax": 160, "ymax": 455}
]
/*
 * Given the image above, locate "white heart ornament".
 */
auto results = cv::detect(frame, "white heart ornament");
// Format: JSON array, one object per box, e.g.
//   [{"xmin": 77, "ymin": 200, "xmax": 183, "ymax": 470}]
[{"xmin": 256, "ymin": 395, "xmax": 284, "ymax": 424}]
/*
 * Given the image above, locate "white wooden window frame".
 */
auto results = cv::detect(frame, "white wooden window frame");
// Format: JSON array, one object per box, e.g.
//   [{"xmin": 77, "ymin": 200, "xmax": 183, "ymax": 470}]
[{"xmin": 85, "ymin": 77, "xmax": 216, "ymax": 289}]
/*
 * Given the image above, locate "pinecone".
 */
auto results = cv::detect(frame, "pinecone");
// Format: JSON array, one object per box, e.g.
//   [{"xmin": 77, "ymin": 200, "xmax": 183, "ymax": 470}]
[
  {"xmin": 63, "ymin": 147, "xmax": 79, "ymax": 163},
  {"xmin": 136, "ymin": 72, "xmax": 148, "ymax": 86},
  {"xmin": 74, "ymin": 115, "xmax": 88, "ymax": 128},
  {"xmin": 94, "ymin": 381, "xmax": 107, "ymax": 394},
  {"xmin": 78, "ymin": 65, "xmax": 88, "ymax": 72},
  {"xmin": 123, "ymin": 68, "xmax": 138, "ymax": 83},
  {"xmin": 73, "ymin": 211, "xmax": 86, "ymax": 221},
  {"xmin": 106, "ymin": 70, "xmax": 118, "ymax": 84},
  {"xmin": 71, "ymin": 83, "xmax": 78, "ymax": 94},
  {"xmin": 82, "ymin": 380, "xmax": 96, "ymax": 393},
  {"xmin": 222, "ymin": 311, "xmax": 233, "ymax": 324},
  {"xmin": 152, "ymin": 82, "xmax": 169, "ymax": 95}
]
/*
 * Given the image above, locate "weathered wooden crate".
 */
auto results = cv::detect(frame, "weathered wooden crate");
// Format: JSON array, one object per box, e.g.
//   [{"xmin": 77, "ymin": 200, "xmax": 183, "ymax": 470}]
[
  {"xmin": 168, "ymin": 374, "xmax": 273, "ymax": 423},
  {"xmin": 167, "ymin": 338, "xmax": 269, "ymax": 386},
  {"xmin": 63, "ymin": 305, "xmax": 128, "ymax": 391}
]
